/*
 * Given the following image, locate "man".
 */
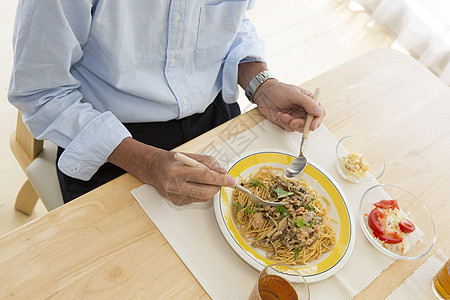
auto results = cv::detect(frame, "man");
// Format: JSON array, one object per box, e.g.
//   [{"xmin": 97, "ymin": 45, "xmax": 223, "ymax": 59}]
[{"xmin": 8, "ymin": 0, "xmax": 325, "ymax": 206}]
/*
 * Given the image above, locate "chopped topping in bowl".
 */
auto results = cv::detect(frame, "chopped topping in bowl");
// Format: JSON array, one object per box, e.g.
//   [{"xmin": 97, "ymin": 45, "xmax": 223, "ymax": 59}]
[{"xmin": 340, "ymin": 152, "xmax": 369, "ymax": 178}]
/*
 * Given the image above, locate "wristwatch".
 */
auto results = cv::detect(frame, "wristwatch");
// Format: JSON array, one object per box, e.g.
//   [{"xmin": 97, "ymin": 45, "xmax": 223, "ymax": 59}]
[{"xmin": 244, "ymin": 70, "xmax": 276, "ymax": 104}]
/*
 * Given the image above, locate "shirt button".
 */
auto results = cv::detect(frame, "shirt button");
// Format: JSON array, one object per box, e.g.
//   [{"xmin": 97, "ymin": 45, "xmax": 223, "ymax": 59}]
[
  {"xmin": 183, "ymin": 99, "xmax": 188, "ymax": 105},
  {"xmin": 174, "ymin": 13, "xmax": 181, "ymax": 21},
  {"xmin": 170, "ymin": 57, "xmax": 176, "ymax": 65}
]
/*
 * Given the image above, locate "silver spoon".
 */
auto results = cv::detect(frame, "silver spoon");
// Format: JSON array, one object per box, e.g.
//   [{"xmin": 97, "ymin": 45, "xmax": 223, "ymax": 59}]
[
  {"xmin": 286, "ymin": 88, "xmax": 321, "ymax": 178},
  {"xmin": 174, "ymin": 153, "xmax": 286, "ymax": 206}
]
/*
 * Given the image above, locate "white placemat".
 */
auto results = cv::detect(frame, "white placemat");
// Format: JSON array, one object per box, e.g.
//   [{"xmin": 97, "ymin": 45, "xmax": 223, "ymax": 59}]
[
  {"xmin": 386, "ymin": 250, "xmax": 448, "ymax": 300},
  {"xmin": 131, "ymin": 119, "xmax": 396, "ymax": 299}
]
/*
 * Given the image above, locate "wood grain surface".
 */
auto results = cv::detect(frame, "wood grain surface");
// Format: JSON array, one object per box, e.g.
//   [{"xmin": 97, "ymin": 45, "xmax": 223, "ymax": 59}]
[{"xmin": 0, "ymin": 48, "xmax": 448, "ymax": 299}]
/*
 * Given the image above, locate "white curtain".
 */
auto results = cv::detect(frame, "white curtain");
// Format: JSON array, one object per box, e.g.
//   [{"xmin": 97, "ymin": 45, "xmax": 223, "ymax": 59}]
[{"xmin": 355, "ymin": 0, "xmax": 450, "ymax": 85}]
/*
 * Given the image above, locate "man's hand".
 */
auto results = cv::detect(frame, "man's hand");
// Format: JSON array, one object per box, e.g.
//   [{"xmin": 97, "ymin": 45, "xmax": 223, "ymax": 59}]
[
  {"xmin": 238, "ymin": 62, "xmax": 325, "ymax": 132},
  {"xmin": 253, "ymin": 79, "xmax": 325, "ymax": 132},
  {"xmin": 108, "ymin": 138, "xmax": 235, "ymax": 206},
  {"xmin": 143, "ymin": 150, "xmax": 235, "ymax": 206}
]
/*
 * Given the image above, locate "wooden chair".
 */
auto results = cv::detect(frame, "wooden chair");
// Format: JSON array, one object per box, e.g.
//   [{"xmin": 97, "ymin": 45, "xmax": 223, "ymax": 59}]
[{"xmin": 9, "ymin": 112, "xmax": 63, "ymax": 215}]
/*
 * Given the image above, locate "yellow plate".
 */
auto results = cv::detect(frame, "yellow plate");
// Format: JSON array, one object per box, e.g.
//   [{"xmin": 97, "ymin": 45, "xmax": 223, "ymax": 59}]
[{"xmin": 213, "ymin": 150, "xmax": 355, "ymax": 282}]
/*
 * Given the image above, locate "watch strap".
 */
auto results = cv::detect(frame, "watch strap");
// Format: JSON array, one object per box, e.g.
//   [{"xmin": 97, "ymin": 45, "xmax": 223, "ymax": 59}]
[{"xmin": 244, "ymin": 70, "xmax": 275, "ymax": 104}]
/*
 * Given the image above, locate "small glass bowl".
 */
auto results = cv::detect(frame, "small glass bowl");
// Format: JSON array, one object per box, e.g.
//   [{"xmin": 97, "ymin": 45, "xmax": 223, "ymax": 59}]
[
  {"xmin": 359, "ymin": 184, "xmax": 436, "ymax": 260},
  {"xmin": 335, "ymin": 135, "xmax": 385, "ymax": 183}
]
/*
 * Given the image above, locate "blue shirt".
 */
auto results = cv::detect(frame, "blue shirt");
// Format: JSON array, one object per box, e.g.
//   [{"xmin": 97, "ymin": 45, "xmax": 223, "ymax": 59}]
[{"xmin": 8, "ymin": 0, "xmax": 266, "ymax": 180}]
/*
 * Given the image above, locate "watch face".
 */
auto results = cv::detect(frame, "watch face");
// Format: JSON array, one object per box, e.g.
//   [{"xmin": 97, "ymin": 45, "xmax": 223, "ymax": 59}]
[
  {"xmin": 256, "ymin": 71, "xmax": 271, "ymax": 82},
  {"xmin": 245, "ymin": 71, "xmax": 275, "ymax": 103}
]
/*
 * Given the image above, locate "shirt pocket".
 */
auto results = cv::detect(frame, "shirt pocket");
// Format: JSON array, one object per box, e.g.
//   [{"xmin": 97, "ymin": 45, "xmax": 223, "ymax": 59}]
[{"xmin": 195, "ymin": 0, "xmax": 248, "ymax": 70}]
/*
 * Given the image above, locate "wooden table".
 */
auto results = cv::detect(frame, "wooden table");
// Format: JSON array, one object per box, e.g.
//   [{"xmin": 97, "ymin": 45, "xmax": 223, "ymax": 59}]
[{"xmin": 1, "ymin": 48, "xmax": 449, "ymax": 299}]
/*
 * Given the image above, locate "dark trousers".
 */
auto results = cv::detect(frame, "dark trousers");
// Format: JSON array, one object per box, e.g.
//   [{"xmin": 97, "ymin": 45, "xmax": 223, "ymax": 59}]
[{"xmin": 56, "ymin": 93, "xmax": 240, "ymax": 203}]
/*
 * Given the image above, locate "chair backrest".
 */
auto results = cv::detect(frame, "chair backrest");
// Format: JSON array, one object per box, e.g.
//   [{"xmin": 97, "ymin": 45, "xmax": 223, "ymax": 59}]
[
  {"xmin": 10, "ymin": 111, "xmax": 64, "ymax": 213},
  {"xmin": 10, "ymin": 112, "xmax": 43, "ymax": 171}
]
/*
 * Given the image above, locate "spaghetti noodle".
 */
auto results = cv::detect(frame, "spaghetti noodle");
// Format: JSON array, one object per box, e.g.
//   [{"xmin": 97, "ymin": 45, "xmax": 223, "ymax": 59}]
[{"xmin": 232, "ymin": 166, "xmax": 336, "ymax": 265}]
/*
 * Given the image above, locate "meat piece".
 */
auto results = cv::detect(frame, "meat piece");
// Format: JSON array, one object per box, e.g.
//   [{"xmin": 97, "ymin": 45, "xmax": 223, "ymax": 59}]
[
  {"xmin": 251, "ymin": 212, "xmax": 264, "ymax": 229},
  {"xmin": 277, "ymin": 217, "xmax": 288, "ymax": 231}
]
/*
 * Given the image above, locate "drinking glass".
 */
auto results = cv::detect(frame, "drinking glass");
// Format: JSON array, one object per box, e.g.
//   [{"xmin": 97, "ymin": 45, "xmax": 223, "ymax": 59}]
[
  {"xmin": 432, "ymin": 259, "xmax": 450, "ymax": 299},
  {"xmin": 249, "ymin": 264, "xmax": 310, "ymax": 300}
]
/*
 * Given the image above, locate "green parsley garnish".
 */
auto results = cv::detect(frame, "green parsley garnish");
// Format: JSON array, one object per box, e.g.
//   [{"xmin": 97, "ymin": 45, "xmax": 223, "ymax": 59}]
[
  {"xmin": 271, "ymin": 188, "xmax": 294, "ymax": 199},
  {"xmin": 246, "ymin": 206, "xmax": 255, "ymax": 213},
  {"xmin": 275, "ymin": 205, "xmax": 291, "ymax": 218},
  {"xmin": 248, "ymin": 179, "xmax": 267, "ymax": 191},
  {"xmin": 233, "ymin": 202, "xmax": 243, "ymax": 212},
  {"xmin": 295, "ymin": 217, "xmax": 305, "ymax": 228},
  {"xmin": 295, "ymin": 248, "xmax": 300, "ymax": 260},
  {"xmin": 275, "ymin": 205, "xmax": 286, "ymax": 213},
  {"xmin": 304, "ymin": 204, "xmax": 316, "ymax": 211}
]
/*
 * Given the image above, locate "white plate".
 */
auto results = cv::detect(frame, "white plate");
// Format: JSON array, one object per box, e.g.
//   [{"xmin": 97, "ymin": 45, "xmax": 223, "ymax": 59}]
[{"xmin": 214, "ymin": 150, "xmax": 355, "ymax": 283}]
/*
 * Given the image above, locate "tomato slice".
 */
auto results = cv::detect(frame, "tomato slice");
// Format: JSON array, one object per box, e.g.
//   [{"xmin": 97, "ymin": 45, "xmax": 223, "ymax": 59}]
[
  {"xmin": 373, "ymin": 200, "xmax": 399, "ymax": 209},
  {"xmin": 372, "ymin": 230, "xmax": 403, "ymax": 244},
  {"xmin": 368, "ymin": 207, "xmax": 403, "ymax": 244},
  {"xmin": 399, "ymin": 219, "xmax": 415, "ymax": 233},
  {"xmin": 368, "ymin": 208, "xmax": 387, "ymax": 234}
]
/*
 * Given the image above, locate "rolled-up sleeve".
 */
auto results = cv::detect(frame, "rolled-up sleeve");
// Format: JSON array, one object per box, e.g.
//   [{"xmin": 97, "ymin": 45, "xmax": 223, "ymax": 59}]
[
  {"xmin": 221, "ymin": 14, "xmax": 266, "ymax": 103},
  {"xmin": 57, "ymin": 111, "xmax": 131, "ymax": 180},
  {"xmin": 8, "ymin": 0, "xmax": 131, "ymax": 181}
]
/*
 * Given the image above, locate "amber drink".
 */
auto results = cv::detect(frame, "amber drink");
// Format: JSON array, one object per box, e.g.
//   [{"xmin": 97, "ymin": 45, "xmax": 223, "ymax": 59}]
[
  {"xmin": 432, "ymin": 259, "xmax": 450, "ymax": 300},
  {"xmin": 249, "ymin": 264, "xmax": 310, "ymax": 300}
]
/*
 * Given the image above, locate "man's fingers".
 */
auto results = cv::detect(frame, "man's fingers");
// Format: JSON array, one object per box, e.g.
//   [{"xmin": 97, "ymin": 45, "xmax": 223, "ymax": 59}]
[
  {"xmin": 300, "ymin": 96, "xmax": 322, "ymax": 117},
  {"xmin": 185, "ymin": 153, "xmax": 228, "ymax": 174},
  {"xmin": 279, "ymin": 112, "xmax": 292, "ymax": 124},
  {"xmin": 309, "ymin": 103, "xmax": 326, "ymax": 130},
  {"xmin": 169, "ymin": 157, "xmax": 235, "ymax": 188},
  {"xmin": 276, "ymin": 112, "xmax": 295, "ymax": 132},
  {"xmin": 167, "ymin": 180, "xmax": 221, "ymax": 203},
  {"xmin": 181, "ymin": 167, "xmax": 235, "ymax": 187},
  {"xmin": 299, "ymin": 87, "xmax": 314, "ymax": 98},
  {"xmin": 160, "ymin": 152, "xmax": 237, "ymax": 206},
  {"xmin": 290, "ymin": 86, "xmax": 322, "ymax": 117},
  {"xmin": 167, "ymin": 193, "xmax": 202, "ymax": 206},
  {"xmin": 289, "ymin": 118, "xmax": 305, "ymax": 131}
]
